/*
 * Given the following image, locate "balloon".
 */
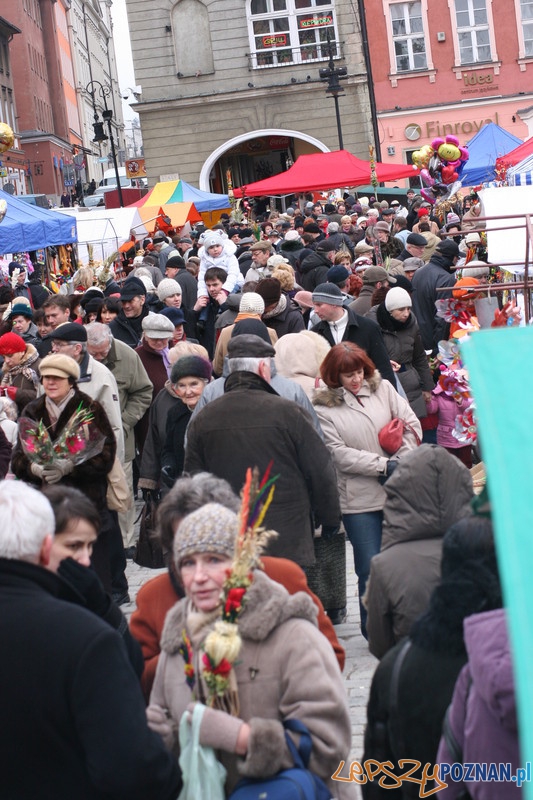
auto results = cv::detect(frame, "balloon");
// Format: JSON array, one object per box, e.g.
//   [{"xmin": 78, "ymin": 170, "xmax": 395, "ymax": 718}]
[
  {"xmin": 420, "ymin": 188, "xmax": 436, "ymax": 204},
  {"xmin": 0, "ymin": 123, "xmax": 14, "ymax": 154},
  {"xmin": 420, "ymin": 168, "xmax": 435, "ymax": 187},
  {"xmin": 459, "ymin": 147, "xmax": 469, "ymax": 162},
  {"xmin": 438, "ymin": 142, "xmax": 461, "ymax": 163},
  {"xmin": 441, "ymin": 165, "xmax": 459, "ymax": 184},
  {"xmin": 412, "ymin": 145, "xmax": 434, "ymax": 169}
]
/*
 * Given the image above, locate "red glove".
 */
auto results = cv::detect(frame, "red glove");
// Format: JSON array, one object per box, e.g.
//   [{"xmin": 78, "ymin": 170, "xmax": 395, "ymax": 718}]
[{"xmin": 4, "ymin": 386, "xmax": 17, "ymax": 401}]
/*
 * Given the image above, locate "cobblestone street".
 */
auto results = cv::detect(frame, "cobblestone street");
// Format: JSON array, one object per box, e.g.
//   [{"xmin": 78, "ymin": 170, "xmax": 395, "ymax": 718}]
[{"xmin": 125, "ymin": 538, "xmax": 376, "ymax": 797}]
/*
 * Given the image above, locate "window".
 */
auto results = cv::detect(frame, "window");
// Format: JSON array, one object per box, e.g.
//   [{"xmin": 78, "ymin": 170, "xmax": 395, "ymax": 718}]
[
  {"xmin": 455, "ymin": 0, "xmax": 491, "ymax": 63},
  {"xmin": 520, "ymin": 0, "xmax": 533, "ymax": 56},
  {"xmin": 247, "ymin": 0, "xmax": 338, "ymax": 68},
  {"xmin": 172, "ymin": 0, "xmax": 214, "ymax": 77},
  {"xmin": 390, "ymin": 2, "xmax": 427, "ymax": 72}
]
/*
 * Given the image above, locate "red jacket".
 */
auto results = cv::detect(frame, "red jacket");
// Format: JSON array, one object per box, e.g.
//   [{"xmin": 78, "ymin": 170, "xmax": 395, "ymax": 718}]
[{"xmin": 130, "ymin": 556, "xmax": 345, "ymax": 702}]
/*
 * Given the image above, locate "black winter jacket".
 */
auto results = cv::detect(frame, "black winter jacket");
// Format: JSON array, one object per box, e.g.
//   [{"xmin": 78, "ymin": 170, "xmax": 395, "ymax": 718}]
[{"xmin": 411, "ymin": 253, "xmax": 456, "ymax": 351}]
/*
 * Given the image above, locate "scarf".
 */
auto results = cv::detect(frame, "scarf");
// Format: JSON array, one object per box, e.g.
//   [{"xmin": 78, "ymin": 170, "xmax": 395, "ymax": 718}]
[
  {"xmin": 1, "ymin": 348, "xmax": 40, "ymax": 390},
  {"xmin": 186, "ymin": 601, "xmax": 240, "ymax": 715},
  {"xmin": 262, "ymin": 293, "xmax": 287, "ymax": 319},
  {"xmin": 44, "ymin": 388, "xmax": 76, "ymax": 431},
  {"xmin": 376, "ymin": 302, "xmax": 413, "ymax": 332}
]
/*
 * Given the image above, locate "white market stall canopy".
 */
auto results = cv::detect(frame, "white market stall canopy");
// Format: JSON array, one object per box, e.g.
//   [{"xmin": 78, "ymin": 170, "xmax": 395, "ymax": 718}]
[
  {"xmin": 53, "ymin": 207, "xmax": 148, "ymax": 263},
  {"xmin": 481, "ymin": 186, "xmax": 533, "ymax": 271},
  {"xmin": 507, "ymin": 154, "xmax": 533, "ymax": 186}
]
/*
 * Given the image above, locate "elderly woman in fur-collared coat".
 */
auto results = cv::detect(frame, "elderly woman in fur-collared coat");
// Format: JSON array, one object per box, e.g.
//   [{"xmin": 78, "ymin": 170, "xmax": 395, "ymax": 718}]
[
  {"xmin": 313, "ymin": 342, "xmax": 421, "ymax": 638},
  {"xmin": 148, "ymin": 503, "xmax": 356, "ymax": 799}
]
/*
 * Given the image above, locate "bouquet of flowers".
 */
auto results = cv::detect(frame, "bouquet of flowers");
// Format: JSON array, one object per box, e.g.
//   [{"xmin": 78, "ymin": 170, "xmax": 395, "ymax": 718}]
[{"xmin": 19, "ymin": 403, "xmax": 106, "ymax": 468}]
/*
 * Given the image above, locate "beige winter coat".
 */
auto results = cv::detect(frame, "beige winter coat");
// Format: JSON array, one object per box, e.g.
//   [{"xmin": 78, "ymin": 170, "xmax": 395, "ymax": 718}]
[
  {"xmin": 274, "ymin": 330, "xmax": 331, "ymax": 400},
  {"xmin": 313, "ymin": 372, "xmax": 421, "ymax": 514},
  {"xmin": 150, "ymin": 570, "xmax": 356, "ymax": 798}
]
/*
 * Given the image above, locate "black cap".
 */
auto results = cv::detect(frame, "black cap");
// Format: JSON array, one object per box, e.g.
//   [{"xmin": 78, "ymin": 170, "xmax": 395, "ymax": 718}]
[
  {"xmin": 165, "ymin": 255, "xmax": 186, "ymax": 270},
  {"xmin": 227, "ymin": 333, "xmax": 275, "ymax": 359},
  {"xmin": 436, "ymin": 239, "xmax": 461, "ymax": 258},
  {"xmin": 231, "ymin": 319, "xmax": 271, "ymax": 343},
  {"xmin": 406, "ymin": 233, "xmax": 427, "ymax": 247},
  {"xmin": 49, "ymin": 322, "xmax": 87, "ymax": 343},
  {"xmin": 120, "ymin": 276, "xmax": 147, "ymax": 300}
]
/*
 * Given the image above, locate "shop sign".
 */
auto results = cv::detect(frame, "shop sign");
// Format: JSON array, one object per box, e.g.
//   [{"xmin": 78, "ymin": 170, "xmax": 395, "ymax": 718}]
[
  {"xmin": 126, "ymin": 158, "xmax": 146, "ymax": 178},
  {"xmin": 402, "ymin": 112, "xmax": 500, "ymax": 141},
  {"xmin": 262, "ymin": 34, "xmax": 287, "ymax": 47},
  {"xmin": 298, "ymin": 15, "xmax": 332, "ymax": 28},
  {"xmin": 269, "ymin": 136, "xmax": 290, "ymax": 149}
]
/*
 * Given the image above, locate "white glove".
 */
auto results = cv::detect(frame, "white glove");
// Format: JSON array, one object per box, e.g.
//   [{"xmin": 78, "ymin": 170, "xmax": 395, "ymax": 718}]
[
  {"xmin": 146, "ymin": 704, "xmax": 174, "ymax": 750},
  {"xmin": 30, "ymin": 463, "xmax": 45, "ymax": 480},
  {"xmin": 42, "ymin": 459, "xmax": 74, "ymax": 484}
]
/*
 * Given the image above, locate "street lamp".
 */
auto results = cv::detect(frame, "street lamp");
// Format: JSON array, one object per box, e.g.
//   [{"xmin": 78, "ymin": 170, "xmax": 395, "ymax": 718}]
[
  {"xmin": 318, "ymin": 32, "xmax": 348, "ymax": 151},
  {"xmin": 86, "ymin": 80, "xmax": 124, "ymax": 208}
]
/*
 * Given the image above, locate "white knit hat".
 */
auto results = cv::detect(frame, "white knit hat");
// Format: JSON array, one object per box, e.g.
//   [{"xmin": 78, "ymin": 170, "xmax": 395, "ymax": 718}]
[
  {"xmin": 239, "ymin": 292, "xmax": 265, "ymax": 315},
  {"xmin": 157, "ymin": 278, "xmax": 182, "ymax": 302},
  {"xmin": 385, "ymin": 287, "xmax": 412, "ymax": 312}
]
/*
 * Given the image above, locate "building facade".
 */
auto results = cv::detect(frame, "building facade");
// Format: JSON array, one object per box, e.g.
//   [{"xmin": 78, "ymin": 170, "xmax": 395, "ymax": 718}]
[
  {"xmin": 125, "ymin": 0, "xmax": 374, "ymax": 190},
  {"xmin": 0, "ymin": 16, "xmax": 26, "ymax": 195},
  {"xmin": 364, "ymin": 0, "xmax": 533, "ymax": 175}
]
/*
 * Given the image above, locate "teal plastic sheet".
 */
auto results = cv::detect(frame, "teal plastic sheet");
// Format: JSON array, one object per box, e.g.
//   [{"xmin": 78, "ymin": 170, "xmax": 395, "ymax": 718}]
[{"xmin": 461, "ymin": 327, "xmax": 533, "ymax": 799}]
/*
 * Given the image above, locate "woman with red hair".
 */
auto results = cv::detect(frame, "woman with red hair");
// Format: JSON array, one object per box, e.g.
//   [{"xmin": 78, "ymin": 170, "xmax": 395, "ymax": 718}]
[{"xmin": 313, "ymin": 342, "xmax": 421, "ymax": 638}]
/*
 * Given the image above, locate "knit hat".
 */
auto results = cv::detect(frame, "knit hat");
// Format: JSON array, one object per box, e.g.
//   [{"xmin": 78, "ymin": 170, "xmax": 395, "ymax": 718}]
[
  {"xmin": 461, "ymin": 260, "xmax": 490, "ymax": 279},
  {"xmin": 138, "ymin": 275, "xmax": 155, "ymax": 293},
  {"xmin": 417, "ymin": 207, "xmax": 429, "ymax": 218},
  {"xmin": 170, "ymin": 355, "xmax": 212, "ymax": 384},
  {"xmin": 436, "ymin": 239, "xmax": 461, "ymax": 259},
  {"xmin": 227, "ymin": 332, "xmax": 275, "ymax": 358},
  {"xmin": 402, "ymin": 257, "xmax": 424, "ymax": 273},
  {"xmin": 363, "ymin": 266, "xmax": 396, "ymax": 286},
  {"xmin": 385, "ymin": 287, "xmax": 412, "ymax": 312},
  {"xmin": 354, "ymin": 258, "xmax": 373, "ymax": 272},
  {"xmin": 316, "ymin": 239, "xmax": 337, "ymax": 253},
  {"xmin": 0, "ymin": 331, "xmax": 26, "ymax": 355},
  {"xmin": 9, "ymin": 303, "xmax": 34, "ymax": 320},
  {"xmin": 232, "ymin": 319, "xmax": 271, "ymax": 343},
  {"xmin": 203, "ymin": 233, "xmax": 224, "ymax": 251},
  {"xmin": 142, "ymin": 313, "xmax": 175, "ymax": 339},
  {"xmin": 50, "ymin": 322, "xmax": 87, "ymax": 343},
  {"xmin": 249, "ymin": 240, "xmax": 273, "ymax": 253},
  {"xmin": 165, "ymin": 255, "xmax": 186, "ymax": 270},
  {"xmin": 327, "ymin": 222, "xmax": 340, "ymax": 233},
  {"xmin": 173, "ymin": 503, "xmax": 238, "ymax": 567},
  {"xmin": 406, "ymin": 233, "xmax": 427, "ymax": 246},
  {"xmin": 255, "ymin": 278, "xmax": 282, "ymax": 306},
  {"xmin": 373, "ymin": 221, "xmax": 390, "ymax": 233},
  {"xmin": 447, "ymin": 213, "xmax": 461, "ymax": 225},
  {"xmin": 326, "ymin": 265, "xmax": 350, "ymax": 285},
  {"xmin": 284, "ymin": 230, "xmax": 301, "ymax": 242},
  {"xmin": 120, "ymin": 276, "xmax": 146, "ymax": 300},
  {"xmin": 157, "ymin": 278, "xmax": 182, "ymax": 302},
  {"xmin": 159, "ymin": 307, "xmax": 185, "ymax": 326},
  {"xmin": 452, "ymin": 277, "xmax": 481, "ymax": 300},
  {"xmin": 465, "ymin": 232, "xmax": 481, "ymax": 245},
  {"xmin": 239, "ymin": 292, "xmax": 265, "ymax": 315},
  {"xmin": 312, "ymin": 283, "xmax": 344, "ymax": 306},
  {"xmin": 39, "ymin": 354, "xmax": 80, "ymax": 381},
  {"xmin": 303, "ymin": 222, "xmax": 320, "ymax": 234}
]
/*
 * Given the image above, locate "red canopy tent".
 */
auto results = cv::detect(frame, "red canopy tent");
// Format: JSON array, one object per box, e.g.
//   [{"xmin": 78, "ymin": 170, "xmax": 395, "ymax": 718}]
[
  {"xmin": 233, "ymin": 150, "xmax": 419, "ymax": 197},
  {"xmin": 495, "ymin": 137, "xmax": 533, "ymax": 171}
]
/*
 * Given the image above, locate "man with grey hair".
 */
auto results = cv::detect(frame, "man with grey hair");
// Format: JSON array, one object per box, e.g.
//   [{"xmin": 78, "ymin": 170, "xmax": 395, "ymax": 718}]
[
  {"xmin": 49, "ymin": 323, "xmax": 125, "ymax": 461},
  {"xmin": 0, "ymin": 480, "xmax": 181, "ymax": 799},
  {"xmin": 184, "ymin": 334, "xmax": 341, "ymax": 568},
  {"xmin": 86, "ymin": 322, "xmax": 153, "ymax": 553}
]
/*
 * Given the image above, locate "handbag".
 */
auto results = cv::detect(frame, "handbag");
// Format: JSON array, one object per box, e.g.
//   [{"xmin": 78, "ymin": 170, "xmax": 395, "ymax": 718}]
[
  {"xmin": 305, "ymin": 532, "xmax": 346, "ymax": 613},
  {"xmin": 133, "ymin": 493, "xmax": 165, "ymax": 569},
  {"xmin": 229, "ymin": 719, "xmax": 332, "ymax": 800},
  {"xmin": 178, "ymin": 703, "xmax": 226, "ymax": 800},
  {"xmin": 378, "ymin": 418, "xmax": 421, "ymax": 456},
  {"xmin": 106, "ymin": 456, "xmax": 132, "ymax": 513}
]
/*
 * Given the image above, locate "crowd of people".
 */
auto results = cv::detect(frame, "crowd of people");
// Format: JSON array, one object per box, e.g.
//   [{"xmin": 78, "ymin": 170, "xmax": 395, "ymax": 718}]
[{"xmin": 0, "ymin": 187, "xmax": 520, "ymax": 799}]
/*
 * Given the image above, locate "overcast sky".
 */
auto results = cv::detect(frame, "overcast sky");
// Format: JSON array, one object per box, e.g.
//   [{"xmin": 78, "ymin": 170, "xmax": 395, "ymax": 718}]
[{"xmin": 110, "ymin": 0, "xmax": 138, "ymax": 123}]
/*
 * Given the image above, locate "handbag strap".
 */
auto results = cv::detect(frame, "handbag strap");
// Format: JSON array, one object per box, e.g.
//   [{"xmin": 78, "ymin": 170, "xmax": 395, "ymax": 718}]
[
  {"xmin": 402, "ymin": 420, "xmax": 421, "ymax": 447},
  {"xmin": 283, "ymin": 718, "xmax": 313, "ymax": 768}
]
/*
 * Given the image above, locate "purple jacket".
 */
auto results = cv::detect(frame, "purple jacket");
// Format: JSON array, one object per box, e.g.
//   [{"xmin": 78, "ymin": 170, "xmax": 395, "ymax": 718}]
[
  {"xmin": 426, "ymin": 386, "xmax": 467, "ymax": 449},
  {"xmin": 437, "ymin": 609, "xmax": 520, "ymax": 799}
]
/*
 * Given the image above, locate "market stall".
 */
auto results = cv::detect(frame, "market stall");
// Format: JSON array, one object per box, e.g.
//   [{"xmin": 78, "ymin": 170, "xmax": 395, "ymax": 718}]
[
  {"xmin": 459, "ymin": 123, "xmax": 521, "ymax": 186},
  {"xmin": 0, "ymin": 189, "xmax": 77, "ymax": 255},
  {"xmin": 54, "ymin": 206, "xmax": 147, "ymax": 263},
  {"xmin": 129, "ymin": 180, "xmax": 230, "ymax": 228}
]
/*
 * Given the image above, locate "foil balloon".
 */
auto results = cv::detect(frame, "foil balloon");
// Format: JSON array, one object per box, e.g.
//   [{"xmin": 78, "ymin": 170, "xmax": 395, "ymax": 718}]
[
  {"xmin": 0, "ymin": 198, "xmax": 6, "ymax": 223},
  {"xmin": 0, "ymin": 123, "xmax": 14, "ymax": 154}
]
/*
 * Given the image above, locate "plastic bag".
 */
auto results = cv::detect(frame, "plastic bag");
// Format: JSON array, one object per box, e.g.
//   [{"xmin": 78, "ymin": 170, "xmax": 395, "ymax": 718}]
[{"xmin": 178, "ymin": 703, "xmax": 226, "ymax": 800}]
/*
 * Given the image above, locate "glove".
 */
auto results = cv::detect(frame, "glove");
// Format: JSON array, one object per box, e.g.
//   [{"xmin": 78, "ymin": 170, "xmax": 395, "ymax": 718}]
[
  {"xmin": 42, "ymin": 458, "xmax": 74, "ymax": 484},
  {"xmin": 142, "ymin": 488, "xmax": 160, "ymax": 503},
  {"xmin": 186, "ymin": 702, "xmax": 244, "ymax": 753},
  {"xmin": 378, "ymin": 459, "xmax": 399, "ymax": 485},
  {"xmin": 30, "ymin": 462, "xmax": 45, "ymax": 480},
  {"xmin": 58, "ymin": 558, "xmax": 110, "ymax": 617},
  {"xmin": 160, "ymin": 465, "xmax": 176, "ymax": 489},
  {"xmin": 321, "ymin": 524, "xmax": 341, "ymax": 540},
  {"xmin": 146, "ymin": 704, "xmax": 174, "ymax": 750}
]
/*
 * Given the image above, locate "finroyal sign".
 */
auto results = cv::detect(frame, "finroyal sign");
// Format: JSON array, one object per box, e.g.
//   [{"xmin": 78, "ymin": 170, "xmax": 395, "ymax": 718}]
[{"xmin": 404, "ymin": 112, "xmax": 500, "ymax": 141}]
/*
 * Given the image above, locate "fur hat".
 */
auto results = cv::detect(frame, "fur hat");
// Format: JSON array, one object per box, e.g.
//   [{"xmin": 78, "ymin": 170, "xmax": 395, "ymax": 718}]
[
  {"xmin": 255, "ymin": 278, "xmax": 282, "ymax": 306},
  {"xmin": 170, "ymin": 355, "xmax": 212, "ymax": 383},
  {"xmin": 173, "ymin": 503, "xmax": 238, "ymax": 567},
  {"xmin": 0, "ymin": 331, "xmax": 26, "ymax": 355},
  {"xmin": 142, "ymin": 313, "xmax": 175, "ymax": 339},
  {"xmin": 50, "ymin": 322, "xmax": 87, "ymax": 343},
  {"xmin": 157, "ymin": 278, "xmax": 182, "ymax": 302},
  {"xmin": 239, "ymin": 293, "xmax": 265, "ymax": 315},
  {"xmin": 312, "ymin": 283, "xmax": 344, "ymax": 306},
  {"xmin": 39, "ymin": 354, "xmax": 80, "ymax": 381},
  {"xmin": 385, "ymin": 287, "xmax": 412, "ymax": 312}
]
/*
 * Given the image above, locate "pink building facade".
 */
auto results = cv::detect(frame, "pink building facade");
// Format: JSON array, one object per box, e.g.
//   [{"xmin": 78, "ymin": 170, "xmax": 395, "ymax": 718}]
[{"xmin": 364, "ymin": 0, "xmax": 533, "ymax": 178}]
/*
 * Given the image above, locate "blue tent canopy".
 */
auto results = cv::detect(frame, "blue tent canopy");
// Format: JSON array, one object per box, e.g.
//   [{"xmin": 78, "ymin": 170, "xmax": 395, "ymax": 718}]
[
  {"xmin": 0, "ymin": 190, "xmax": 77, "ymax": 255},
  {"xmin": 459, "ymin": 123, "xmax": 522, "ymax": 186}
]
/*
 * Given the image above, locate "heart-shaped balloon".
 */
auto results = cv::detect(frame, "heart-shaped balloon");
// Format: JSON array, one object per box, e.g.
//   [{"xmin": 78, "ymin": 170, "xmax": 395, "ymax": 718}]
[
  {"xmin": 420, "ymin": 168, "xmax": 435, "ymax": 187},
  {"xmin": 441, "ymin": 165, "xmax": 459, "ymax": 184},
  {"xmin": 420, "ymin": 188, "xmax": 436, "ymax": 204}
]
